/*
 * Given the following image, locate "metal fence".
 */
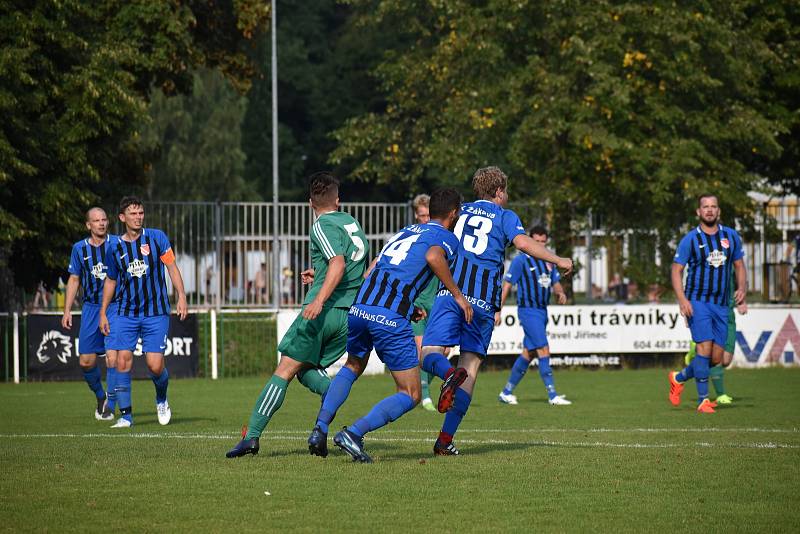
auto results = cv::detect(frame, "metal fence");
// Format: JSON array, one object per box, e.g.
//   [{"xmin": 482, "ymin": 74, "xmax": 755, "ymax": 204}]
[
  {"xmin": 18, "ymin": 196, "xmax": 800, "ymax": 313},
  {"xmin": 118, "ymin": 201, "xmax": 412, "ymax": 309}
]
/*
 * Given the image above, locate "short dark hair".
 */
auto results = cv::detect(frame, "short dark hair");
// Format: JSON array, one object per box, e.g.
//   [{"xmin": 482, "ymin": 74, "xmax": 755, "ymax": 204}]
[
  {"xmin": 429, "ymin": 188, "xmax": 463, "ymax": 219},
  {"xmin": 308, "ymin": 171, "xmax": 339, "ymax": 206},
  {"xmin": 698, "ymin": 193, "xmax": 718, "ymax": 207},
  {"xmin": 118, "ymin": 196, "xmax": 143, "ymax": 215},
  {"xmin": 529, "ymin": 225, "xmax": 548, "ymax": 238}
]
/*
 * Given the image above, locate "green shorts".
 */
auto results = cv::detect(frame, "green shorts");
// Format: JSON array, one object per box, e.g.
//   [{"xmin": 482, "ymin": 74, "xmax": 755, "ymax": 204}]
[
  {"xmin": 725, "ymin": 307, "xmax": 736, "ymax": 354},
  {"xmin": 412, "ymin": 315, "xmax": 428, "ymax": 337},
  {"xmin": 277, "ymin": 306, "xmax": 349, "ymax": 369}
]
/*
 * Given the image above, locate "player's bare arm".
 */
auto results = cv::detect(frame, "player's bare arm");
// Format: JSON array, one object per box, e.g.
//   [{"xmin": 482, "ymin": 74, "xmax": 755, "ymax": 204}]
[
  {"xmin": 61, "ymin": 275, "xmax": 81, "ymax": 329},
  {"xmin": 364, "ymin": 256, "xmax": 379, "ymax": 279},
  {"xmin": 553, "ymin": 281, "xmax": 568, "ymax": 305},
  {"xmin": 98, "ymin": 277, "xmax": 117, "ymax": 335},
  {"xmin": 494, "ymin": 281, "xmax": 513, "ymax": 326},
  {"xmin": 425, "ymin": 245, "xmax": 473, "ymax": 325},
  {"xmin": 733, "ymin": 258, "xmax": 747, "ymax": 306},
  {"xmin": 166, "ymin": 262, "xmax": 188, "ymax": 321},
  {"xmin": 303, "ymin": 255, "xmax": 345, "ymax": 320},
  {"xmin": 512, "ymin": 234, "xmax": 573, "ymax": 275},
  {"xmin": 671, "ymin": 263, "xmax": 692, "ymax": 318}
]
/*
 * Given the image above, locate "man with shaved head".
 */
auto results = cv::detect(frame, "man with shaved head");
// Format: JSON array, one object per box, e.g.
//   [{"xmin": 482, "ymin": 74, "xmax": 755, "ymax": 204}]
[{"xmin": 63, "ymin": 207, "xmax": 120, "ymax": 421}]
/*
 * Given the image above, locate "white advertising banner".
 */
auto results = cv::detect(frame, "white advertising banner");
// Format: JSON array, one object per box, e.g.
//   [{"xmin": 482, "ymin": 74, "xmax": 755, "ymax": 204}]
[
  {"xmin": 279, "ymin": 306, "xmax": 799, "ymax": 371},
  {"xmin": 276, "ymin": 310, "xmax": 386, "ymax": 375},
  {"xmin": 469, "ymin": 305, "xmax": 800, "ymax": 368}
]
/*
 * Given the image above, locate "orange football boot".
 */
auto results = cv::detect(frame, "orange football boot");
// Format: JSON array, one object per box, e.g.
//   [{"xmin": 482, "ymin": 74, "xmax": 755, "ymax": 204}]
[
  {"xmin": 696, "ymin": 398, "xmax": 716, "ymax": 413},
  {"xmin": 668, "ymin": 371, "xmax": 684, "ymax": 406}
]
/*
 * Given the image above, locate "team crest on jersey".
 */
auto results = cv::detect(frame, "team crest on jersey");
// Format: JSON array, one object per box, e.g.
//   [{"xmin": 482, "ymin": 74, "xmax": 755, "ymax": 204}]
[
  {"xmin": 706, "ymin": 249, "xmax": 727, "ymax": 268},
  {"xmin": 127, "ymin": 258, "xmax": 149, "ymax": 278},
  {"xmin": 537, "ymin": 272, "xmax": 552, "ymax": 288},
  {"xmin": 90, "ymin": 262, "xmax": 107, "ymax": 280},
  {"xmin": 720, "ymin": 238, "xmax": 730, "ymax": 249},
  {"xmin": 140, "ymin": 244, "xmax": 151, "ymax": 256}
]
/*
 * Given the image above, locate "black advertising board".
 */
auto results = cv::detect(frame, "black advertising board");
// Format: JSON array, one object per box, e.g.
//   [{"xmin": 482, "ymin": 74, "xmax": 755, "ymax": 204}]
[{"xmin": 27, "ymin": 314, "xmax": 199, "ymax": 380}]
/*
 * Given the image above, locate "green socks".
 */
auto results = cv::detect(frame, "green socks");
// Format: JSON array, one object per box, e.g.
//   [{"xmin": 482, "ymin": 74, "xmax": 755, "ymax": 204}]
[
  {"xmin": 710, "ymin": 364, "xmax": 725, "ymax": 396},
  {"xmin": 421, "ymin": 370, "xmax": 433, "ymax": 399},
  {"xmin": 246, "ymin": 375, "xmax": 288, "ymax": 439},
  {"xmin": 297, "ymin": 367, "xmax": 331, "ymax": 396}
]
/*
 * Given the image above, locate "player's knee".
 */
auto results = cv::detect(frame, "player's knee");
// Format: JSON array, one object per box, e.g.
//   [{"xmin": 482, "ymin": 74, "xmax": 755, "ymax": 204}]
[{"xmin": 345, "ymin": 355, "xmax": 367, "ymax": 376}]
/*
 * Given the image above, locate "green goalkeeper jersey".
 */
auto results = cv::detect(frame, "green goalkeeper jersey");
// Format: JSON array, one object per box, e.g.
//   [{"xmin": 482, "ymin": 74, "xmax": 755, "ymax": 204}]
[
  {"xmin": 413, "ymin": 276, "xmax": 439, "ymax": 313},
  {"xmin": 305, "ymin": 210, "xmax": 369, "ymax": 309}
]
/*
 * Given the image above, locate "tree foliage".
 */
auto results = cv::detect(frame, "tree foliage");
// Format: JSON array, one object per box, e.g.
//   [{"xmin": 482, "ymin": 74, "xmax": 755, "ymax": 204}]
[
  {"xmin": 330, "ymin": 0, "xmax": 794, "ymax": 286},
  {"xmin": 0, "ymin": 0, "xmax": 267, "ymax": 299}
]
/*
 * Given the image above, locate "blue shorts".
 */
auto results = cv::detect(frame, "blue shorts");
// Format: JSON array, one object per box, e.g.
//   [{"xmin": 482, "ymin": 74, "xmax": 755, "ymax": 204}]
[
  {"xmin": 110, "ymin": 315, "xmax": 170, "ymax": 354},
  {"xmin": 422, "ymin": 294, "xmax": 495, "ymax": 357},
  {"xmin": 78, "ymin": 303, "xmax": 106, "ymax": 355},
  {"xmin": 519, "ymin": 307, "xmax": 548, "ymax": 350},
  {"xmin": 346, "ymin": 305, "xmax": 418, "ymax": 372},
  {"xmin": 687, "ymin": 300, "xmax": 728, "ymax": 347},
  {"xmin": 103, "ymin": 311, "xmax": 119, "ymax": 353}
]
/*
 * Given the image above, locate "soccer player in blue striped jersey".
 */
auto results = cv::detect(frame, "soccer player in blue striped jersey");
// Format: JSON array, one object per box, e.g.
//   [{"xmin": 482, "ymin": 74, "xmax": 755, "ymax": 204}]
[
  {"xmin": 62, "ymin": 207, "xmax": 120, "ymax": 421},
  {"xmin": 669, "ymin": 194, "xmax": 747, "ymax": 413},
  {"xmin": 496, "ymin": 226, "xmax": 571, "ymax": 406},
  {"xmin": 421, "ymin": 167, "xmax": 573, "ymax": 455},
  {"xmin": 308, "ymin": 188, "xmax": 472, "ymax": 463},
  {"xmin": 99, "ymin": 196, "xmax": 188, "ymax": 428}
]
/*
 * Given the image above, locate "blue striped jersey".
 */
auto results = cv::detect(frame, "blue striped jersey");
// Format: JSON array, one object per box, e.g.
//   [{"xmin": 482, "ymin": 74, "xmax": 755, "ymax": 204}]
[
  {"xmin": 68, "ymin": 235, "xmax": 121, "ymax": 305},
  {"xmin": 106, "ymin": 228, "xmax": 175, "ymax": 317},
  {"xmin": 354, "ymin": 222, "xmax": 459, "ymax": 319},
  {"xmin": 448, "ymin": 200, "xmax": 526, "ymax": 310},
  {"xmin": 673, "ymin": 224, "xmax": 744, "ymax": 305},
  {"xmin": 504, "ymin": 253, "xmax": 561, "ymax": 309}
]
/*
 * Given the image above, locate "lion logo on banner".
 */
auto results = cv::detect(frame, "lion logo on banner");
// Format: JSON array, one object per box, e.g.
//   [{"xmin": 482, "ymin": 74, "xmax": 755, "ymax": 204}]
[{"xmin": 36, "ymin": 330, "xmax": 73, "ymax": 364}]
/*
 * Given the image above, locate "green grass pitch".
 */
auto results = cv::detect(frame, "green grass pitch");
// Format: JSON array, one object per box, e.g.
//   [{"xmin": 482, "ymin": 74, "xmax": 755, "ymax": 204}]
[{"xmin": 1, "ymin": 368, "xmax": 799, "ymax": 532}]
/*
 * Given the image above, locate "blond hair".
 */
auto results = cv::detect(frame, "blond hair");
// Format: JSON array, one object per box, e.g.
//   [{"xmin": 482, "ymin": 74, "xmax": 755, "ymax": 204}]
[
  {"xmin": 472, "ymin": 166, "xmax": 507, "ymax": 199},
  {"xmin": 412, "ymin": 194, "xmax": 430, "ymax": 211}
]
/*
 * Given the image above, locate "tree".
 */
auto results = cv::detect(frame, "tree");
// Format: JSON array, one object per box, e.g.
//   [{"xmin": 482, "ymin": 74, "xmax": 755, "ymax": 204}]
[
  {"xmin": 142, "ymin": 69, "xmax": 258, "ymax": 202},
  {"xmin": 330, "ymin": 0, "xmax": 788, "ymax": 288},
  {"xmin": 0, "ymin": 0, "xmax": 267, "ymax": 305}
]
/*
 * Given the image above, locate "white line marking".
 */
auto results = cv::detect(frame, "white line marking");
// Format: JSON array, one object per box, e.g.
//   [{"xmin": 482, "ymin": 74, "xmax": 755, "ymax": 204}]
[{"xmin": 0, "ymin": 433, "xmax": 796, "ymax": 449}]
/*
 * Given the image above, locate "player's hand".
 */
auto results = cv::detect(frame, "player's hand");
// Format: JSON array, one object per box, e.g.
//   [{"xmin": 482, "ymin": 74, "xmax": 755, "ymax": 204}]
[
  {"xmin": 454, "ymin": 294, "xmax": 473, "ymax": 324},
  {"xmin": 303, "ymin": 299, "xmax": 323, "ymax": 320},
  {"xmin": 678, "ymin": 298, "xmax": 693, "ymax": 319},
  {"xmin": 494, "ymin": 311, "xmax": 501, "ymax": 326},
  {"xmin": 411, "ymin": 307, "xmax": 427, "ymax": 322},
  {"xmin": 301, "ymin": 269, "xmax": 315, "ymax": 285},
  {"xmin": 557, "ymin": 257, "xmax": 573, "ymax": 276},
  {"xmin": 734, "ymin": 288, "xmax": 746, "ymax": 306},
  {"xmin": 61, "ymin": 311, "xmax": 72, "ymax": 330},
  {"xmin": 556, "ymin": 292, "xmax": 568, "ymax": 305},
  {"xmin": 99, "ymin": 313, "xmax": 110, "ymax": 336},
  {"xmin": 737, "ymin": 301, "xmax": 748, "ymax": 315},
  {"xmin": 176, "ymin": 294, "xmax": 188, "ymax": 320}
]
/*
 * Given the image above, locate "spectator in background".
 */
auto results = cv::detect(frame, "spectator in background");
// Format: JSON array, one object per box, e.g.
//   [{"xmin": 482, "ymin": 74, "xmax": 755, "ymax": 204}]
[
  {"xmin": 254, "ymin": 262, "xmax": 267, "ymax": 304},
  {"xmin": 785, "ymin": 233, "xmax": 800, "ymax": 298},
  {"xmin": 205, "ymin": 265, "xmax": 214, "ymax": 305},
  {"xmin": 281, "ymin": 267, "xmax": 294, "ymax": 305},
  {"xmin": 647, "ymin": 284, "xmax": 664, "ymax": 303},
  {"xmin": 608, "ymin": 272, "xmax": 628, "ymax": 302},
  {"xmin": 33, "ymin": 280, "xmax": 49, "ymax": 310}
]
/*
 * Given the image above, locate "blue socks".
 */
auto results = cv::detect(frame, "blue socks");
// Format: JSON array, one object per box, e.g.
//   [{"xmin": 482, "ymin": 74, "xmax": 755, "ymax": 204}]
[
  {"xmin": 150, "ymin": 368, "xmax": 169, "ymax": 404},
  {"xmin": 82, "ymin": 366, "xmax": 105, "ymax": 400},
  {"xmin": 422, "ymin": 353, "xmax": 453, "ymax": 380},
  {"xmin": 106, "ymin": 367, "xmax": 118, "ymax": 411},
  {"xmin": 316, "ymin": 367, "xmax": 358, "ymax": 434},
  {"xmin": 502, "ymin": 355, "xmax": 530, "ymax": 395},
  {"xmin": 693, "ymin": 355, "xmax": 710, "ymax": 403},
  {"xmin": 538, "ymin": 357, "xmax": 558, "ymax": 400},
  {"xmin": 116, "ymin": 371, "xmax": 133, "ymax": 423},
  {"xmin": 440, "ymin": 387, "xmax": 471, "ymax": 442},
  {"xmin": 676, "ymin": 363, "xmax": 695, "ymax": 382},
  {"xmin": 350, "ymin": 392, "xmax": 415, "ymax": 438}
]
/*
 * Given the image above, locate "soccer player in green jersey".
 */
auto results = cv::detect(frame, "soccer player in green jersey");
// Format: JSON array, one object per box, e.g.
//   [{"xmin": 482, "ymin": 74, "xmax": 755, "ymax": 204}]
[
  {"xmin": 226, "ymin": 172, "xmax": 369, "ymax": 458},
  {"xmin": 682, "ymin": 269, "xmax": 747, "ymax": 405}
]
